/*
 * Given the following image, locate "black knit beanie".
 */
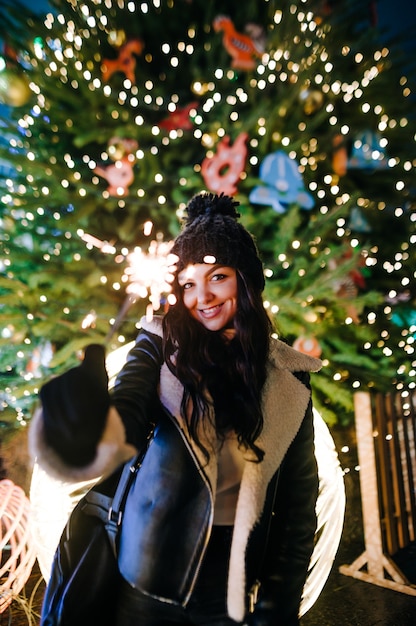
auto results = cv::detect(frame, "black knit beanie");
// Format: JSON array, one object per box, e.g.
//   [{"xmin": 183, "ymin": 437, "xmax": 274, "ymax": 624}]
[{"xmin": 171, "ymin": 193, "xmax": 265, "ymax": 291}]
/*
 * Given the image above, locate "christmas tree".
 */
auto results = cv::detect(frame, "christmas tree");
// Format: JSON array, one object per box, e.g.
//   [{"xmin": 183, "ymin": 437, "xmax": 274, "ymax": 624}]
[{"xmin": 0, "ymin": 0, "xmax": 415, "ymax": 433}]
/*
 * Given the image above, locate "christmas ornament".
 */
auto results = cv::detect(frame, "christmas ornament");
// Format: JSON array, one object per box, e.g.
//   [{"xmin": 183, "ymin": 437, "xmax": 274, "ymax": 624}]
[
  {"xmin": 0, "ymin": 67, "xmax": 31, "ymax": 107},
  {"xmin": 159, "ymin": 102, "xmax": 198, "ymax": 132},
  {"xmin": 94, "ymin": 158, "xmax": 135, "ymax": 196},
  {"xmin": 213, "ymin": 15, "xmax": 264, "ymax": 70},
  {"xmin": 201, "ymin": 132, "xmax": 248, "ymax": 195},
  {"xmin": 101, "ymin": 39, "xmax": 143, "ymax": 83},
  {"xmin": 348, "ymin": 130, "xmax": 388, "ymax": 170},
  {"xmin": 2, "ymin": 42, "xmax": 19, "ymax": 63},
  {"xmin": 348, "ymin": 206, "xmax": 371, "ymax": 233},
  {"xmin": 249, "ymin": 151, "xmax": 314, "ymax": 212},
  {"xmin": 293, "ymin": 336, "xmax": 322, "ymax": 359},
  {"xmin": 107, "ymin": 136, "xmax": 138, "ymax": 161},
  {"xmin": 344, "ymin": 248, "xmax": 367, "ymax": 290},
  {"xmin": 0, "ymin": 479, "xmax": 37, "ymax": 613},
  {"xmin": 332, "ymin": 134, "xmax": 348, "ymax": 177},
  {"xmin": 299, "ymin": 88, "xmax": 324, "ymax": 115},
  {"xmin": 391, "ymin": 307, "xmax": 416, "ymax": 332}
]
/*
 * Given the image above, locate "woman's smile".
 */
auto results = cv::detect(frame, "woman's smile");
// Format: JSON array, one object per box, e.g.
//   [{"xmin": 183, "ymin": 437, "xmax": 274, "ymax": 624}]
[{"xmin": 199, "ymin": 303, "xmax": 223, "ymax": 317}]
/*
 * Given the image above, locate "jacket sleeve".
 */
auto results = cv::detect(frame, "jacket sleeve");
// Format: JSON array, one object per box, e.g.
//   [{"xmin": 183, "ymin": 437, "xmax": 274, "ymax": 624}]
[
  {"xmin": 254, "ymin": 373, "xmax": 318, "ymax": 626},
  {"xmin": 111, "ymin": 328, "xmax": 163, "ymax": 450},
  {"xmin": 28, "ymin": 329, "xmax": 163, "ymax": 483}
]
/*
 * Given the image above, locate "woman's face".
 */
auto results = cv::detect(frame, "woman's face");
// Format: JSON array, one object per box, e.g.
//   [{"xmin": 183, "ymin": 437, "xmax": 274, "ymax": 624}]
[{"xmin": 178, "ymin": 264, "xmax": 238, "ymax": 332}]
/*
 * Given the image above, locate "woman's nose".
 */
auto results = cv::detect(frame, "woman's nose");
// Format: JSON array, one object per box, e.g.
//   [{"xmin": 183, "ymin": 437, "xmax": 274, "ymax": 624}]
[{"xmin": 196, "ymin": 283, "xmax": 213, "ymax": 304}]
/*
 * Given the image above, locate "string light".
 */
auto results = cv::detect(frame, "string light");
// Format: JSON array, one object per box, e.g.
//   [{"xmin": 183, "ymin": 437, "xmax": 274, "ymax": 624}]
[{"xmin": 0, "ymin": 0, "xmax": 414, "ymax": 429}]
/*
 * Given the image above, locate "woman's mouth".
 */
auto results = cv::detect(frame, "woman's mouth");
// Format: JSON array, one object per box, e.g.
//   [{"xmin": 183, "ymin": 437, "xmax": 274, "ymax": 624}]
[{"xmin": 198, "ymin": 304, "xmax": 223, "ymax": 318}]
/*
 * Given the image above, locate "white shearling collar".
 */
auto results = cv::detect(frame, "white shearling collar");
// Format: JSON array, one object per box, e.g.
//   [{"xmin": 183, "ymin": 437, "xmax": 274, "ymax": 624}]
[{"xmin": 140, "ymin": 314, "xmax": 322, "ymax": 374}]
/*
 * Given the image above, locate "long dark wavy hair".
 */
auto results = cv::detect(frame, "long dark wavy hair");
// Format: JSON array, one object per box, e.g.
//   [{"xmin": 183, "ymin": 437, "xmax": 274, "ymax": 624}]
[{"xmin": 162, "ymin": 269, "xmax": 274, "ymax": 462}]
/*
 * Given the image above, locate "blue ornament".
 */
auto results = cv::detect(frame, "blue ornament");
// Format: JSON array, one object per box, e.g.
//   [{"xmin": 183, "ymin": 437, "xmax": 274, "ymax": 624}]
[
  {"xmin": 348, "ymin": 207, "xmax": 372, "ymax": 233},
  {"xmin": 391, "ymin": 308, "xmax": 416, "ymax": 330},
  {"xmin": 348, "ymin": 131, "xmax": 388, "ymax": 170},
  {"xmin": 249, "ymin": 150, "xmax": 314, "ymax": 212}
]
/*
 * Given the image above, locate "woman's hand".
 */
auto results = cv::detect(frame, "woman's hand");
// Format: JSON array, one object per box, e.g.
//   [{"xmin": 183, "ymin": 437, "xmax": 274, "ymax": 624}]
[{"xmin": 39, "ymin": 344, "xmax": 110, "ymax": 467}]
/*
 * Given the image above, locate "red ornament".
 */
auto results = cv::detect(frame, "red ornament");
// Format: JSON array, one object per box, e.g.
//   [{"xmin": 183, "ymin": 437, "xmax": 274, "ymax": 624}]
[
  {"xmin": 213, "ymin": 16, "xmax": 263, "ymax": 70},
  {"xmin": 201, "ymin": 132, "xmax": 248, "ymax": 196},
  {"xmin": 293, "ymin": 336, "xmax": 322, "ymax": 358},
  {"xmin": 101, "ymin": 39, "xmax": 143, "ymax": 83},
  {"xmin": 3, "ymin": 43, "xmax": 19, "ymax": 63},
  {"xmin": 159, "ymin": 102, "xmax": 198, "ymax": 132},
  {"xmin": 342, "ymin": 248, "xmax": 367, "ymax": 290}
]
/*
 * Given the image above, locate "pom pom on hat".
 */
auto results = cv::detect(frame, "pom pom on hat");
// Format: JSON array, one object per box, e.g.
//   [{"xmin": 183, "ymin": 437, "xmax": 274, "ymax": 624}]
[{"xmin": 171, "ymin": 193, "xmax": 265, "ymax": 291}]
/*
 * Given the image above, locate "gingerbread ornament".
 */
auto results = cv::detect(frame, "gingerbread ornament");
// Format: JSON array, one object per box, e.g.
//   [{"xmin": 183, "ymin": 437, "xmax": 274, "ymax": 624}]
[
  {"xmin": 201, "ymin": 132, "xmax": 248, "ymax": 196},
  {"xmin": 213, "ymin": 16, "xmax": 264, "ymax": 70},
  {"xmin": 101, "ymin": 39, "xmax": 143, "ymax": 83},
  {"xmin": 94, "ymin": 158, "xmax": 134, "ymax": 196}
]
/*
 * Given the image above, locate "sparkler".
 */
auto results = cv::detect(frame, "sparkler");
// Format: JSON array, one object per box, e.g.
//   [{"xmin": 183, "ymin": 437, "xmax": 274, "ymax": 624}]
[
  {"xmin": 124, "ymin": 237, "xmax": 178, "ymax": 310},
  {"xmin": 77, "ymin": 229, "xmax": 116, "ymax": 254},
  {"xmin": 107, "ymin": 228, "xmax": 178, "ymax": 341},
  {"xmin": 78, "ymin": 224, "xmax": 178, "ymax": 342}
]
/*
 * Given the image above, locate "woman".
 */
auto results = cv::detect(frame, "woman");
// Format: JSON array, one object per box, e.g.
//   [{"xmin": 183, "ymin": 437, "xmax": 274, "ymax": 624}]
[{"xmin": 31, "ymin": 192, "xmax": 322, "ymax": 625}]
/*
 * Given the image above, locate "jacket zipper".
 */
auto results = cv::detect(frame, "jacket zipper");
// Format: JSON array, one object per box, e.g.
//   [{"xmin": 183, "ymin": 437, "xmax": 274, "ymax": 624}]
[
  {"xmin": 165, "ymin": 410, "xmax": 214, "ymax": 606},
  {"xmin": 248, "ymin": 579, "xmax": 261, "ymax": 613}
]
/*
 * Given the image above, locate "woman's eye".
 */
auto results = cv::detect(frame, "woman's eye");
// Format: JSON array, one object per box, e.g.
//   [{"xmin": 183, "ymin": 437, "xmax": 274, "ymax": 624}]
[
  {"xmin": 182, "ymin": 282, "xmax": 193, "ymax": 290},
  {"xmin": 212, "ymin": 273, "xmax": 225, "ymax": 281}
]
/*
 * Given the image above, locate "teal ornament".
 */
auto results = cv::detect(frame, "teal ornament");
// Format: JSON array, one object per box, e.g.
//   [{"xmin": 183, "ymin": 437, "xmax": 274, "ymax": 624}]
[
  {"xmin": 348, "ymin": 131, "xmax": 388, "ymax": 170},
  {"xmin": 348, "ymin": 207, "xmax": 371, "ymax": 233},
  {"xmin": 391, "ymin": 308, "xmax": 416, "ymax": 335},
  {"xmin": 250, "ymin": 150, "xmax": 314, "ymax": 213}
]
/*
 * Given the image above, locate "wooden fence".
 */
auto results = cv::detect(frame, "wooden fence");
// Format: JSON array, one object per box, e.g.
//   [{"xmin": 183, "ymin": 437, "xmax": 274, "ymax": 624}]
[{"xmin": 339, "ymin": 389, "xmax": 416, "ymax": 594}]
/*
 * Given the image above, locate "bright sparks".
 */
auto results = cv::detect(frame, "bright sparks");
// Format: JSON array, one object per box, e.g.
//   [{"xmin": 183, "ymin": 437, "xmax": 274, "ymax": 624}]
[{"xmin": 123, "ymin": 236, "xmax": 178, "ymax": 317}]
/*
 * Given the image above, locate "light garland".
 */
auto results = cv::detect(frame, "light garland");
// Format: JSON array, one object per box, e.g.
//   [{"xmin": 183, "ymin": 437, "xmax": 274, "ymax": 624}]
[{"xmin": 0, "ymin": 0, "xmax": 415, "ymax": 428}]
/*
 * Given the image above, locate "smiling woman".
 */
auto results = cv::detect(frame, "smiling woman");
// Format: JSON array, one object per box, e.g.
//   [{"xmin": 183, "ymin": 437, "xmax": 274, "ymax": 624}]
[{"xmin": 31, "ymin": 192, "xmax": 330, "ymax": 626}]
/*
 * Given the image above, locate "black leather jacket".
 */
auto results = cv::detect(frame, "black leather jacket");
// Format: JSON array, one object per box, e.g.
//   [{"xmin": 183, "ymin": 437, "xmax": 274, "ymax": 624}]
[{"xmin": 110, "ymin": 317, "xmax": 320, "ymax": 625}]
